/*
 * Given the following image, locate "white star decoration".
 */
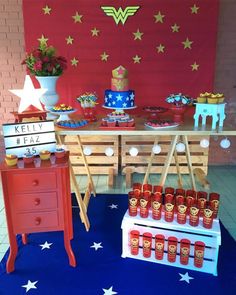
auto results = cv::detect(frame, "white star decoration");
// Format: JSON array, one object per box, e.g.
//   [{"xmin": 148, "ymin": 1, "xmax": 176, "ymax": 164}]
[
  {"xmin": 105, "ymin": 97, "xmax": 108, "ymax": 103},
  {"xmin": 116, "ymin": 94, "xmax": 123, "ymax": 101},
  {"xmin": 179, "ymin": 272, "xmax": 194, "ymax": 283},
  {"xmin": 109, "ymin": 204, "xmax": 118, "ymax": 209},
  {"xmin": 112, "ymin": 101, "xmax": 116, "ymax": 105},
  {"xmin": 9, "ymin": 75, "xmax": 46, "ymax": 113},
  {"xmin": 90, "ymin": 242, "xmax": 103, "ymax": 251},
  {"xmin": 108, "ymin": 93, "xmax": 112, "ymax": 98},
  {"xmin": 122, "ymin": 103, "xmax": 127, "ymax": 107},
  {"xmin": 126, "ymin": 97, "xmax": 129, "ymax": 101},
  {"xmin": 103, "ymin": 286, "xmax": 118, "ymax": 295},
  {"xmin": 39, "ymin": 241, "xmax": 53, "ymax": 250},
  {"xmin": 22, "ymin": 280, "xmax": 38, "ymax": 293},
  {"xmin": 130, "ymin": 92, "xmax": 135, "ymax": 100}
]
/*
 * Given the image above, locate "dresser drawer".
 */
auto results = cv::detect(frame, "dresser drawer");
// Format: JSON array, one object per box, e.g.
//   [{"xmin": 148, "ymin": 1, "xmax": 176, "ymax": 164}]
[
  {"xmin": 14, "ymin": 211, "xmax": 59, "ymax": 233},
  {"xmin": 13, "ymin": 192, "xmax": 58, "ymax": 212},
  {"xmin": 9, "ymin": 171, "xmax": 57, "ymax": 192}
]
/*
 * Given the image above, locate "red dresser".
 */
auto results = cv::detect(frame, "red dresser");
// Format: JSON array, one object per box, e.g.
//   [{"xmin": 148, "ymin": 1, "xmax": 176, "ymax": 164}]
[{"xmin": 0, "ymin": 153, "xmax": 76, "ymax": 273}]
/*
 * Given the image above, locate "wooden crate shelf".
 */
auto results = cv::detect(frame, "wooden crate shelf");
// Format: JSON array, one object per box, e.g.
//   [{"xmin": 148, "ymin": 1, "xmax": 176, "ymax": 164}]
[
  {"xmin": 121, "ymin": 135, "xmax": 209, "ymax": 175},
  {"xmin": 64, "ymin": 135, "xmax": 119, "ymax": 176}
]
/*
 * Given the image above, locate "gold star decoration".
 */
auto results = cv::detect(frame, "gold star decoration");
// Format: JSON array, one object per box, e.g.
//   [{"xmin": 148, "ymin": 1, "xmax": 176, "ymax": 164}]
[
  {"xmin": 154, "ymin": 11, "xmax": 165, "ymax": 23},
  {"xmin": 133, "ymin": 29, "xmax": 143, "ymax": 41},
  {"xmin": 156, "ymin": 44, "xmax": 165, "ymax": 53},
  {"xmin": 171, "ymin": 24, "xmax": 180, "ymax": 33},
  {"xmin": 191, "ymin": 62, "xmax": 199, "ymax": 71},
  {"xmin": 100, "ymin": 52, "xmax": 109, "ymax": 61},
  {"xmin": 91, "ymin": 28, "xmax": 100, "ymax": 37},
  {"xmin": 191, "ymin": 4, "xmax": 199, "ymax": 14},
  {"xmin": 42, "ymin": 5, "xmax": 51, "ymax": 15},
  {"xmin": 72, "ymin": 11, "xmax": 83, "ymax": 23},
  {"xmin": 37, "ymin": 34, "xmax": 48, "ymax": 45},
  {"xmin": 71, "ymin": 57, "xmax": 79, "ymax": 66},
  {"xmin": 66, "ymin": 36, "xmax": 74, "ymax": 45},
  {"xmin": 133, "ymin": 55, "xmax": 141, "ymax": 64},
  {"xmin": 182, "ymin": 37, "xmax": 193, "ymax": 49}
]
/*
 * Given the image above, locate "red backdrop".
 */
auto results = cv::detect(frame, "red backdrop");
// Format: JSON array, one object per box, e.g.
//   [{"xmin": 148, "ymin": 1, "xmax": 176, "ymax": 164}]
[{"xmin": 22, "ymin": 0, "xmax": 219, "ymax": 115}]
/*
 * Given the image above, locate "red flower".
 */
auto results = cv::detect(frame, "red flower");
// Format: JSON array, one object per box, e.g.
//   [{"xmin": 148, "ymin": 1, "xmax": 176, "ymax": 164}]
[{"xmin": 33, "ymin": 61, "xmax": 42, "ymax": 71}]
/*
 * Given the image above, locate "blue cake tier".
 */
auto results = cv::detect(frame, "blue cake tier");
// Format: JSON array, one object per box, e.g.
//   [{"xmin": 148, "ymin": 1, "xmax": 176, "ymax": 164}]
[{"xmin": 104, "ymin": 90, "xmax": 135, "ymax": 109}]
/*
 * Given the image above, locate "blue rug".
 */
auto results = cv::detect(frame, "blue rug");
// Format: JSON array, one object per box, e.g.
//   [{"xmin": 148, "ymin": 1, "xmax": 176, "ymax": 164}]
[{"xmin": 0, "ymin": 194, "xmax": 236, "ymax": 295}]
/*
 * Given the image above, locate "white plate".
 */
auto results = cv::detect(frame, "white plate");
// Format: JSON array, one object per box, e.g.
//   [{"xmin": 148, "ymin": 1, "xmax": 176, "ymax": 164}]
[{"xmin": 144, "ymin": 122, "xmax": 179, "ymax": 129}]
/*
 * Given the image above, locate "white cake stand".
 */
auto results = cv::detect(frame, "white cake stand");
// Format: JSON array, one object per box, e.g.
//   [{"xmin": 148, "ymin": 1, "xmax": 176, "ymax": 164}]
[{"xmin": 48, "ymin": 109, "xmax": 77, "ymax": 122}]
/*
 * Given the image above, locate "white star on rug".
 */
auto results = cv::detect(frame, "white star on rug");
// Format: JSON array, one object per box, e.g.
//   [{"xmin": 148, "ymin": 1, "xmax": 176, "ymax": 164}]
[
  {"xmin": 9, "ymin": 75, "xmax": 46, "ymax": 113},
  {"xmin": 109, "ymin": 204, "xmax": 118, "ymax": 209},
  {"xmin": 39, "ymin": 241, "xmax": 53, "ymax": 250},
  {"xmin": 179, "ymin": 272, "xmax": 194, "ymax": 283},
  {"xmin": 90, "ymin": 242, "xmax": 103, "ymax": 251},
  {"xmin": 102, "ymin": 286, "xmax": 118, "ymax": 295},
  {"xmin": 22, "ymin": 280, "xmax": 38, "ymax": 292}
]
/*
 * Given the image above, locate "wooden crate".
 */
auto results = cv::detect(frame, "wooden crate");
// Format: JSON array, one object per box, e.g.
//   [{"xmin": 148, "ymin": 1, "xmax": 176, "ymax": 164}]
[
  {"xmin": 121, "ymin": 211, "xmax": 221, "ymax": 276},
  {"xmin": 121, "ymin": 135, "xmax": 209, "ymax": 175},
  {"xmin": 64, "ymin": 135, "xmax": 119, "ymax": 176}
]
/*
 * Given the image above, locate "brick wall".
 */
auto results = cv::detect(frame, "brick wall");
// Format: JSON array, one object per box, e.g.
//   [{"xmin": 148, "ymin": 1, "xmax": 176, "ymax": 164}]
[
  {"xmin": 0, "ymin": 0, "xmax": 235, "ymax": 165},
  {"xmin": 0, "ymin": 0, "xmax": 25, "ymax": 124}
]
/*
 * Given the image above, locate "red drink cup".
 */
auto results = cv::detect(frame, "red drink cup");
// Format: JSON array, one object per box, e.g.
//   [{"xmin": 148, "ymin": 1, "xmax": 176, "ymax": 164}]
[
  {"xmin": 186, "ymin": 190, "xmax": 196, "ymax": 214},
  {"xmin": 143, "ymin": 232, "xmax": 152, "ymax": 258},
  {"xmin": 151, "ymin": 193, "xmax": 162, "ymax": 220},
  {"xmin": 186, "ymin": 189, "xmax": 196, "ymax": 199},
  {"xmin": 203, "ymin": 206, "xmax": 214, "ymax": 229},
  {"xmin": 133, "ymin": 183, "xmax": 142, "ymax": 197},
  {"xmin": 180, "ymin": 239, "xmax": 190, "ymax": 265},
  {"xmin": 164, "ymin": 203, "xmax": 175, "ymax": 222},
  {"xmin": 175, "ymin": 195, "xmax": 185, "ymax": 213},
  {"xmin": 139, "ymin": 193, "xmax": 150, "ymax": 218},
  {"xmin": 197, "ymin": 191, "xmax": 208, "ymax": 217},
  {"xmin": 194, "ymin": 241, "xmax": 205, "ymax": 268},
  {"xmin": 177, "ymin": 204, "xmax": 187, "ymax": 224},
  {"xmin": 189, "ymin": 205, "xmax": 200, "ymax": 226},
  {"xmin": 143, "ymin": 183, "xmax": 152, "ymax": 195},
  {"xmin": 130, "ymin": 230, "xmax": 140, "ymax": 255},
  {"xmin": 128, "ymin": 191, "xmax": 139, "ymax": 216},
  {"xmin": 168, "ymin": 236, "xmax": 178, "ymax": 262},
  {"xmin": 176, "ymin": 188, "xmax": 185, "ymax": 198},
  {"xmin": 153, "ymin": 185, "xmax": 163, "ymax": 194},
  {"xmin": 155, "ymin": 234, "xmax": 165, "ymax": 260},
  {"xmin": 209, "ymin": 192, "xmax": 220, "ymax": 219},
  {"xmin": 165, "ymin": 187, "xmax": 175, "ymax": 195}
]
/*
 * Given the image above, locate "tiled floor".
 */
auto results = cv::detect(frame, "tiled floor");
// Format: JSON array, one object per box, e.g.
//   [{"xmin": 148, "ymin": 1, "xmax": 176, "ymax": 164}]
[{"xmin": 0, "ymin": 167, "xmax": 236, "ymax": 261}]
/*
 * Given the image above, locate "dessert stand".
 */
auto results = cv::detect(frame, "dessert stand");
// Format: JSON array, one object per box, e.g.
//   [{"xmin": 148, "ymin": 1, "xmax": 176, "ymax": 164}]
[{"xmin": 48, "ymin": 109, "xmax": 77, "ymax": 122}]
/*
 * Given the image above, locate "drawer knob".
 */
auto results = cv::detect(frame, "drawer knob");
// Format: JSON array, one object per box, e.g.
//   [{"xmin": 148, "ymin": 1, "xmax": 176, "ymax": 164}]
[
  {"xmin": 35, "ymin": 217, "xmax": 41, "ymax": 225},
  {"xmin": 32, "ymin": 180, "xmax": 39, "ymax": 186},
  {"xmin": 34, "ymin": 198, "xmax": 40, "ymax": 206}
]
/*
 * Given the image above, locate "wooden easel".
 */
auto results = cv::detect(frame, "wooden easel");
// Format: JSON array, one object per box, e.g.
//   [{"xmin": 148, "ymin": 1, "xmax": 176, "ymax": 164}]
[
  {"xmin": 56, "ymin": 134, "xmax": 96, "ymax": 231},
  {"xmin": 143, "ymin": 135, "xmax": 196, "ymax": 190}
]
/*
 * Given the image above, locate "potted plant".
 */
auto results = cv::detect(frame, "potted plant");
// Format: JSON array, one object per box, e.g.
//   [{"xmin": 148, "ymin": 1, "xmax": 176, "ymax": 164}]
[
  {"xmin": 165, "ymin": 93, "xmax": 193, "ymax": 123},
  {"xmin": 22, "ymin": 41, "xmax": 67, "ymax": 118},
  {"xmin": 76, "ymin": 92, "xmax": 98, "ymax": 121}
]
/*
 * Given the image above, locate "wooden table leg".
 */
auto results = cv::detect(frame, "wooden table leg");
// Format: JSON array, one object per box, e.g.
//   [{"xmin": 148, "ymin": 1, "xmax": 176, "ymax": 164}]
[
  {"xmin": 142, "ymin": 137, "xmax": 159, "ymax": 186},
  {"xmin": 174, "ymin": 150, "xmax": 183, "ymax": 188},
  {"xmin": 159, "ymin": 135, "xmax": 179, "ymax": 187},
  {"xmin": 182, "ymin": 135, "xmax": 196, "ymax": 191}
]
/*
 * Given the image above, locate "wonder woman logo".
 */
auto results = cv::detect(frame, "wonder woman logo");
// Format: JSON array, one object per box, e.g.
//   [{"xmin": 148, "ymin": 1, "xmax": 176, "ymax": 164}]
[{"xmin": 101, "ymin": 6, "xmax": 140, "ymax": 25}]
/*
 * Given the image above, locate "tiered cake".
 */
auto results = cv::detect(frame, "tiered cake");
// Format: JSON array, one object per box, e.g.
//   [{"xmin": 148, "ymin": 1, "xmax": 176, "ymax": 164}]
[
  {"xmin": 102, "ymin": 66, "xmax": 135, "ymax": 128},
  {"xmin": 104, "ymin": 65, "xmax": 135, "ymax": 109}
]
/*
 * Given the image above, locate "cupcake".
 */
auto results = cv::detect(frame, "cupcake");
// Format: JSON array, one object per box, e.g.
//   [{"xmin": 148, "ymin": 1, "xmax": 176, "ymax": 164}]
[
  {"xmin": 55, "ymin": 147, "xmax": 65, "ymax": 159},
  {"xmin": 207, "ymin": 94, "xmax": 218, "ymax": 104},
  {"xmin": 39, "ymin": 150, "xmax": 51, "ymax": 160},
  {"xmin": 23, "ymin": 153, "xmax": 34, "ymax": 164},
  {"xmin": 216, "ymin": 93, "xmax": 225, "ymax": 103},
  {"xmin": 5, "ymin": 154, "xmax": 18, "ymax": 166}
]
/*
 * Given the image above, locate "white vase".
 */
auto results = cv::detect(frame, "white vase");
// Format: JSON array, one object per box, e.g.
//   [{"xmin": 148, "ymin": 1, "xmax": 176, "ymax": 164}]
[{"xmin": 35, "ymin": 76, "xmax": 60, "ymax": 120}]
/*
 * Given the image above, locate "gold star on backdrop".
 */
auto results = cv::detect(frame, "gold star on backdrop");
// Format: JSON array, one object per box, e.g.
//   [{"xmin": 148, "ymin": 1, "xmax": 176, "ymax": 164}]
[
  {"xmin": 42, "ymin": 5, "xmax": 51, "ymax": 15},
  {"xmin": 133, "ymin": 29, "xmax": 143, "ymax": 41},
  {"xmin": 154, "ymin": 11, "xmax": 165, "ymax": 23},
  {"xmin": 72, "ymin": 12, "xmax": 83, "ymax": 23},
  {"xmin": 133, "ymin": 55, "xmax": 141, "ymax": 64},
  {"xmin": 66, "ymin": 36, "xmax": 74, "ymax": 45},
  {"xmin": 71, "ymin": 57, "xmax": 79, "ymax": 66},
  {"xmin": 91, "ymin": 28, "xmax": 100, "ymax": 37},
  {"xmin": 37, "ymin": 34, "xmax": 48, "ymax": 45},
  {"xmin": 191, "ymin": 62, "xmax": 199, "ymax": 71},
  {"xmin": 156, "ymin": 44, "xmax": 165, "ymax": 53},
  {"xmin": 182, "ymin": 37, "xmax": 193, "ymax": 49},
  {"xmin": 191, "ymin": 4, "xmax": 199, "ymax": 14},
  {"xmin": 101, "ymin": 52, "xmax": 109, "ymax": 61},
  {"xmin": 171, "ymin": 24, "xmax": 180, "ymax": 33}
]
